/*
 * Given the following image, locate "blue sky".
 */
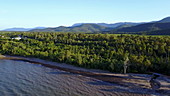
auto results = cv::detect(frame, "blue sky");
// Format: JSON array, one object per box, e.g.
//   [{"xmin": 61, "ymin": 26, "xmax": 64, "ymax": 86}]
[{"xmin": 0, "ymin": 0, "xmax": 170, "ymax": 29}]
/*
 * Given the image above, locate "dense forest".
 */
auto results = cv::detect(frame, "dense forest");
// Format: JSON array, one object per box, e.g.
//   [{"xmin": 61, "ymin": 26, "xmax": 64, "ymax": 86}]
[{"xmin": 0, "ymin": 32, "xmax": 170, "ymax": 75}]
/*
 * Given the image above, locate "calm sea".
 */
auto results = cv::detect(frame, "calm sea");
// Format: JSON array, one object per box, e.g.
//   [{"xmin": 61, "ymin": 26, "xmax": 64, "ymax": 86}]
[{"xmin": 0, "ymin": 59, "xmax": 123, "ymax": 96}]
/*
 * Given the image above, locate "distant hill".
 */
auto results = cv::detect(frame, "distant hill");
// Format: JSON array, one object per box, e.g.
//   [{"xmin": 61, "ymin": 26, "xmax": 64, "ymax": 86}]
[
  {"xmin": 3, "ymin": 28, "xmax": 32, "ymax": 31},
  {"xmin": 30, "ymin": 24, "xmax": 109, "ymax": 32},
  {"xmin": 2, "ymin": 27, "xmax": 46, "ymax": 31},
  {"xmin": 2, "ymin": 16, "xmax": 170, "ymax": 35},
  {"xmin": 109, "ymin": 22, "xmax": 170, "ymax": 33},
  {"xmin": 104, "ymin": 16, "xmax": 170, "ymax": 34},
  {"xmin": 146, "ymin": 29, "xmax": 170, "ymax": 35},
  {"xmin": 114, "ymin": 24, "xmax": 136, "ymax": 29},
  {"xmin": 71, "ymin": 22, "xmax": 140, "ymax": 28},
  {"xmin": 31, "ymin": 23, "xmax": 141, "ymax": 32},
  {"xmin": 158, "ymin": 17, "xmax": 170, "ymax": 23}
]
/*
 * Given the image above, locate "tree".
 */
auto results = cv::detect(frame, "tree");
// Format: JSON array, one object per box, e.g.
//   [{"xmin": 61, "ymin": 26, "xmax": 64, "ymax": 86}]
[{"xmin": 123, "ymin": 56, "xmax": 129, "ymax": 74}]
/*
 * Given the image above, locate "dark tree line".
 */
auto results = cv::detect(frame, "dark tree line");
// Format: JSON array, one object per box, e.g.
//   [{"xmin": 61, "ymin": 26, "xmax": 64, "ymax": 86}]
[{"xmin": 0, "ymin": 32, "xmax": 170, "ymax": 75}]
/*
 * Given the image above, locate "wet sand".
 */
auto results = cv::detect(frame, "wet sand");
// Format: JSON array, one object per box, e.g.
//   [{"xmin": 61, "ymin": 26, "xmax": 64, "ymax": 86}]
[{"xmin": 1, "ymin": 55, "xmax": 170, "ymax": 96}]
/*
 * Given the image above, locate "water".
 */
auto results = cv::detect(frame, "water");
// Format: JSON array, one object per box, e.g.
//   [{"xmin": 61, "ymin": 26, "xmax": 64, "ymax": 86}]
[
  {"xmin": 0, "ymin": 60, "xmax": 109, "ymax": 96},
  {"xmin": 0, "ymin": 59, "xmax": 148, "ymax": 96}
]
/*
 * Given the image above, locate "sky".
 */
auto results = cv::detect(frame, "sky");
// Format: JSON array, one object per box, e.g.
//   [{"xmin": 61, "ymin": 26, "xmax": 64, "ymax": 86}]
[{"xmin": 0, "ymin": 0, "xmax": 170, "ymax": 30}]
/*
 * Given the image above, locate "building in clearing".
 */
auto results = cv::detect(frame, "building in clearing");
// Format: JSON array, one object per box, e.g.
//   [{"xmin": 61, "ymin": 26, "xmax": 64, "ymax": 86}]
[
  {"xmin": 12, "ymin": 36, "xmax": 22, "ymax": 40},
  {"xmin": 0, "ymin": 35, "xmax": 4, "ymax": 38}
]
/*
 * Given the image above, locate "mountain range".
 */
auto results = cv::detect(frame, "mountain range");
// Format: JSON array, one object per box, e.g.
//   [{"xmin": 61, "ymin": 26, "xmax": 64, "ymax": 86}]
[
  {"xmin": 107, "ymin": 17, "xmax": 170, "ymax": 34},
  {"xmin": 1, "ymin": 17, "xmax": 170, "ymax": 35},
  {"xmin": 2, "ymin": 27, "xmax": 46, "ymax": 31},
  {"xmin": 30, "ymin": 24, "xmax": 107, "ymax": 32},
  {"xmin": 110, "ymin": 22, "xmax": 170, "ymax": 33},
  {"xmin": 71, "ymin": 22, "xmax": 140, "ymax": 28},
  {"xmin": 30, "ymin": 22, "xmax": 142, "ymax": 32}
]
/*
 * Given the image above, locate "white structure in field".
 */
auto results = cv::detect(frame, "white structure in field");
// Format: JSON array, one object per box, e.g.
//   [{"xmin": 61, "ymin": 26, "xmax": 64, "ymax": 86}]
[
  {"xmin": 12, "ymin": 36, "xmax": 22, "ymax": 40},
  {"xmin": 0, "ymin": 35, "xmax": 4, "ymax": 38}
]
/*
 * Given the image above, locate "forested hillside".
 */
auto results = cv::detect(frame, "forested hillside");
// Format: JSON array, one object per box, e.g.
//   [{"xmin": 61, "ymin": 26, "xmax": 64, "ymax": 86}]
[
  {"xmin": 109, "ymin": 23, "xmax": 170, "ymax": 33},
  {"xmin": 30, "ymin": 24, "xmax": 108, "ymax": 32},
  {"xmin": 146, "ymin": 29, "xmax": 170, "ymax": 35},
  {"xmin": 30, "ymin": 23, "xmax": 140, "ymax": 32},
  {"xmin": 0, "ymin": 32, "xmax": 170, "ymax": 75}
]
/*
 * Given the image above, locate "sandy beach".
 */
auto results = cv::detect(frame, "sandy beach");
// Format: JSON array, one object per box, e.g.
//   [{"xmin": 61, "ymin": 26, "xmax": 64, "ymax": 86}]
[{"xmin": 1, "ymin": 55, "xmax": 170, "ymax": 96}]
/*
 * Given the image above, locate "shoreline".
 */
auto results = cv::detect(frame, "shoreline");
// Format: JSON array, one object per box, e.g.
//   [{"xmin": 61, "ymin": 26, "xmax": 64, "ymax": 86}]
[
  {"xmin": 1, "ymin": 55, "xmax": 170, "ymax": 95},
  {"xmin": 0, "ymin": 55, "xmax": 130, "ymax": 85}
]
